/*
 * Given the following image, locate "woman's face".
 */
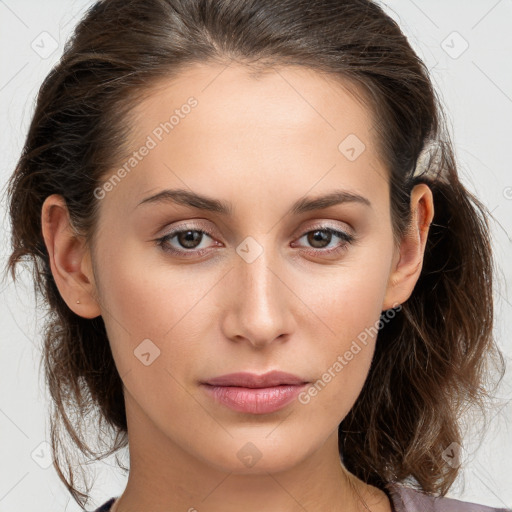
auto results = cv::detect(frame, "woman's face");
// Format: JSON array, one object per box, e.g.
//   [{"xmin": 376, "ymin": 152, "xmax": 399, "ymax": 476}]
[{"xmin": 68, "ymin": 63, "xmax": 429, "ymax": 474}]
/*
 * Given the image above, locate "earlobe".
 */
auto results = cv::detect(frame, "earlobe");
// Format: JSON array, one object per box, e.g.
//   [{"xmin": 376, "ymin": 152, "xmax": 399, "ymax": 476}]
[
  {"xmin": 41, "ymin": 194, "xmax": 101, "ymax": 319},
  {"xmin": 382, "ymin": 183, "xmax": 434, "ymax": 311}
]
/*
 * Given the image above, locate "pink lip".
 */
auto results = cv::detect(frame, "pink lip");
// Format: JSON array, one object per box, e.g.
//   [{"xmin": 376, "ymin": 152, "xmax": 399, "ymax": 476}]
[
  {"xmin": 201, "ymin": 371, "xmax": 309, "ymax": 414},
  {"xmin": 201, "ymin": 384, "xmax": 308, "ymax": 414}
]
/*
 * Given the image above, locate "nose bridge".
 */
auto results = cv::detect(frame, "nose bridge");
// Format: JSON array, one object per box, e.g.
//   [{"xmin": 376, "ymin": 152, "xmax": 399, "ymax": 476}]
[{"xmin": 226, "ymin": 239, "xmax": 293, "ymax": 346}]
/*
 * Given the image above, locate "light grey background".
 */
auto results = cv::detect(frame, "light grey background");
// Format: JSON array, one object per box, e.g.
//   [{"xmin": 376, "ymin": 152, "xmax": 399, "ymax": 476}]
[{"xmin": 0, "ymin": 1, "xmax": 511, "ymax": 510}]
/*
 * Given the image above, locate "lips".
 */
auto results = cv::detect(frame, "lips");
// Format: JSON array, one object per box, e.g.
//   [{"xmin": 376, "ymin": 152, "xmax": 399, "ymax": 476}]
[
  {"xmin": 200, "ymin": 371, "xmax": 310, "ymax": 414},
  {"xmin": 202, "ymin": 370, "xmax": 309, "ymax": 388}
]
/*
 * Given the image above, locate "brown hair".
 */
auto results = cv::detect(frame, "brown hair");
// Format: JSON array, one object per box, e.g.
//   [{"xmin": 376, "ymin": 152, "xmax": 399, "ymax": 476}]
[{"xmin": 4, "ymin": 0, "xmax": 506, "ymax": 508}]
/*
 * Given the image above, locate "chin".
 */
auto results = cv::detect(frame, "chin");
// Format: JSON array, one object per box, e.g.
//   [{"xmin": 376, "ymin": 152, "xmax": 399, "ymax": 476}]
[{"xmin": 198, "ymin": 434, "xmax": 312, "ymax": 475}]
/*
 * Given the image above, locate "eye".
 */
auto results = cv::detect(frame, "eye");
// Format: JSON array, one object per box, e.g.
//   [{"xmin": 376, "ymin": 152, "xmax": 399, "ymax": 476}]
[
  {"xmin": 155, "ymin": 224, "xmax": 355, "ymax": 258},
  {"xmin": 155, "ymin": 227, "xmax": 218, "ymax": 257},
  {"xmin": 292, "ymin": 226, "xmax": 355, "ymax": 256}
]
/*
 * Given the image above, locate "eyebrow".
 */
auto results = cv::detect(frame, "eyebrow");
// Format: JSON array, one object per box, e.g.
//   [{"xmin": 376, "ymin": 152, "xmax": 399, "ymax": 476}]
[{"xmin": 136, "ymin": 188, "xmax": 372, "ymax": 215}]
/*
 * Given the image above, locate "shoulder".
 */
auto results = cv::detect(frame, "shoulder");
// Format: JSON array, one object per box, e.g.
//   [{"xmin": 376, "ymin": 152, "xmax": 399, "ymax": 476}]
[
  {"xmin": 385, "ymin": 482, "xmax": 511, "ymax": 512},
  {"xmin": 88, "ymin": 497, "xmax": 117, "ymax": 512}
]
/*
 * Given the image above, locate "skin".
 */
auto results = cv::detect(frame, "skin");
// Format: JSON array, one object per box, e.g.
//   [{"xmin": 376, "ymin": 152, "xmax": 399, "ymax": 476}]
[{"xmin": 41, "ymin": 62, "xmax": 434, "ymax": 512}]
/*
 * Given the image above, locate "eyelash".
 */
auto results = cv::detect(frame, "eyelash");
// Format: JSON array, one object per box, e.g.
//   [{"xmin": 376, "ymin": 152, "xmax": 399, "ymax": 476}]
[{"xmin": 155, "ymin": 224, "xmax": 355, "ymax": 258}]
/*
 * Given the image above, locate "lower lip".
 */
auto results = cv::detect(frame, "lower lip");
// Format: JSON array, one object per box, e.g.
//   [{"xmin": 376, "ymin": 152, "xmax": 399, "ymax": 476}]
[{"xmin": 201, "ymin": 384, "xmax": 308, "ymax": 414}]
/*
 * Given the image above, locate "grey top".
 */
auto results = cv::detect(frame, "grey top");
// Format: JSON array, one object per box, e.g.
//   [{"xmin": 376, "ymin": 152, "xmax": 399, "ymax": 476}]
[
  {"xmin": 386, "ymin": 482, "xmax": 511, "ymax": 512},
  {"xmin": 91, "ymin": 482, "xmax": 511, "ymax": 511}
]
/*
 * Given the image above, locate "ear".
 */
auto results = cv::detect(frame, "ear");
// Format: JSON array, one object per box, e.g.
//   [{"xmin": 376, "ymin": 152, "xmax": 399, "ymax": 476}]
[
  {"xmin": 382, "ymin": 183, "xmax": 434, "ymax": 310},
  {"xmin": 41, "ymin": 194, "xmax": 101, "ymax": 319}
]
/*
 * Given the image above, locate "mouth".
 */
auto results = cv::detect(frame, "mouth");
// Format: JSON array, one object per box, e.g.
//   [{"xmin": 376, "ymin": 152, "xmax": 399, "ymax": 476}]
[
  {"xmin": 200, "ymin": 371, "xmax": 310, "ymax": 414},
  {"xmin": 202, "ymin": 370, "xmax": 309, "ymax": 388}
]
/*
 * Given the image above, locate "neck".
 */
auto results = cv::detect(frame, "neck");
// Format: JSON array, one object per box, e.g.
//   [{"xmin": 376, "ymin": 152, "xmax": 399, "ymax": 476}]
[{"xmin": 111, "ymin": 394, "xmax": 392, "ymax": 512}]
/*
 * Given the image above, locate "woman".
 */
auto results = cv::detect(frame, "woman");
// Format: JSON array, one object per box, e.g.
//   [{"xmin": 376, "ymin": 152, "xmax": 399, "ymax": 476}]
[{"xmin": 5, "ymin": 0, "xmax": 509, "ymax": 511}]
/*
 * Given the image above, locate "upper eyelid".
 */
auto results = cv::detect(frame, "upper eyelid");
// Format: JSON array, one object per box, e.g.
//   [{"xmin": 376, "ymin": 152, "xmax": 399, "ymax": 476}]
[
  {"xmin": 160, "ymin": 222, "xmax": 351, "ymax": 238},
  {"xmin": 160, "ymin": 224, "xmax": 216, "ymax": 239}
]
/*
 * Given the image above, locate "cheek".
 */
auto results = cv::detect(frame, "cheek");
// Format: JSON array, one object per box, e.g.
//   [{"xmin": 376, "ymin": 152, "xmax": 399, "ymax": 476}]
[
  {"xmin": 93, "ymin": 240, "xmax": 232, "ymax": 397},
  {"xmin": 93, "ymin": 252, "xmax": 214, "ymax": 430},
  {"xmin": 294, "ymin": 243, "xmax": 394, "ymax": 411},
  {"xmin": 297, "ymin": 244, "xmax": 393, "ymax": 342}
]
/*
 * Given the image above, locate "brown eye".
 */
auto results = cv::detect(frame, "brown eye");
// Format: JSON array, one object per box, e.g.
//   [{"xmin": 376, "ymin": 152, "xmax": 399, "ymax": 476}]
[
  {"xmin": 156, "ymin": 227, "xmax": 217, "ymax": 256},
  {"xmin": 294, "ymin": 226, "xmax": 355, "ymax": 256},
  {"xmin": 176, "ymin": 230, "xmax": 204, "ymax": 249},
  {"xmin": 307, "ymin": 229, "xmax": 333, "ymax": 249}
]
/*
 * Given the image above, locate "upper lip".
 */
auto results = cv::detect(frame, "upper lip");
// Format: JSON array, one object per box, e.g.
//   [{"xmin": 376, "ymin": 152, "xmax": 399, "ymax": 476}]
[{"xmin": 202, "ymin": 371, "xmax": 309, "ymax": 388}]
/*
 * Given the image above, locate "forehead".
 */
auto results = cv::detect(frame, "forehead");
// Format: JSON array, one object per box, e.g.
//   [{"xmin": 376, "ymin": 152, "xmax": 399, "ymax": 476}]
[
  {"xmin": 105, "ymin": 62, "xmax": 388, "ymax": 214},
  {"xmin": 130, "ymin": 62, "xmax": 376, "ymax": 146}
]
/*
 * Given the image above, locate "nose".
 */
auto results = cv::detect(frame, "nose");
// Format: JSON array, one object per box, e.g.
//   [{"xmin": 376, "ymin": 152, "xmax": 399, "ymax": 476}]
[{"xmin": 221, "ymin": 243, "xmax": 295, "ymax": 349}]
